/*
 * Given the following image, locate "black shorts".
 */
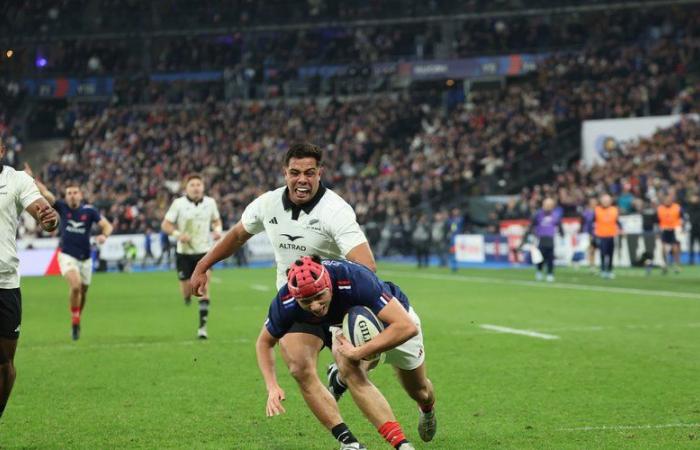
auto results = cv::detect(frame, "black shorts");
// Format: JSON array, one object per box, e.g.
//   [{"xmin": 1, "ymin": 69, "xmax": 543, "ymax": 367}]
[
  {"xmin": 661, "ymin": 230, "xmax": 678, "ymax": 245},
  {"xmin": 287, "ymin": 322, "xmax": 333, "ymax": 348},
  {"xmin": 0, "ymin": 288, "xmax": 22, "ymax": 340},
  {"xmin": 175, "ymin": 253, "xmax": 206, "ymax": 281}
]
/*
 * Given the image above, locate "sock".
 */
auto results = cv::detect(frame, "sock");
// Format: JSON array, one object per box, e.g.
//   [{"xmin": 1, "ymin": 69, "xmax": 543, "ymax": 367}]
[
  {"xmin": 331, "ymin": 423, "xmax": 359, "ymax": 444},
  {"xmin": 378, "ymin": 421, "xmax": 408, "ymax": 449},
  {"xmin": 419, "ymin": 401, "xmax": 435, "ymax": 413},
  {"xmin": 198, "ymin": 299, "xmax": 210, "ymax": 328},
  {"xmin": 71, "ymin": 306, "xmax": 81, "ymax": 326}
]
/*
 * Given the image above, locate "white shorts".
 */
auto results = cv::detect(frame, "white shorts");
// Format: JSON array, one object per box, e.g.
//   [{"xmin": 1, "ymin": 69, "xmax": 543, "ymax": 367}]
[
  {"xmin": 58, "ymin": 252, "xmax": 93, "ymax": 285},
  {"xmin": 383, "ymin": 307, "xmax": 425, "ymax": 371}
]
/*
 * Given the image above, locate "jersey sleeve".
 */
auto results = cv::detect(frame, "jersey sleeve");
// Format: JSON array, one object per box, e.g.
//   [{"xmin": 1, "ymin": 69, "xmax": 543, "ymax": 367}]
[
  {"xmin": 264, "ymin": 291, "xmax": 297, "ymax": 339},
  {"xmin": 164, "ymin": 200, "xmax": 179, "ymax": 223},
  {"xmin": 351, "ymin": 267, "xmax": 394, "ymax": 317},
  {"xmin": 328, "ymin": 203, "xmax": 368, "ymax": 256},
  {"xmin": 240, "ymin": 194, "xmax": 266, "ymax": 235},
  {"xmin": 16, "ymin": 171, "xmax": 43, "ymax": 210},
  {"xmin": 90, "ymin": 206, "xmax": 103, "ymax": 223},
  {"xmin": 210, "ymin": 199, "xmax": 221, "ymax": 221}
]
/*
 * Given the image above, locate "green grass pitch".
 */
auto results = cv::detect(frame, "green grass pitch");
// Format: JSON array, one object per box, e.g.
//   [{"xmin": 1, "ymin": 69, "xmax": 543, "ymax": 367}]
[{"xmin": 3, "ymin": 263, "xmax": 700, "ymax": 449}]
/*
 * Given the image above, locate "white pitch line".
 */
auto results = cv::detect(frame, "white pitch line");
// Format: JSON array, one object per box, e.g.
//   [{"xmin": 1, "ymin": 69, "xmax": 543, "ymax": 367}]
[
  {"xmin": 210, "ymin": 276, "xmax": 223, "ymax": 284},
  {"xmin": 250, "ymin": 284, "xmax": 272, "ymax": 292},
  {"xmin": 24, "ymin": 338, "xmax": 251, "ymax": 351},
  {"xmin": 559, "ymin": 422, "xmax": 700, "ymax": 432},
  {"xmin": 380, "ymin": 270, "xmax": 700, "ymax": 300},
  {"xmin": 480, "ymin": 324, "xmax": 560, "ymax": 340}
]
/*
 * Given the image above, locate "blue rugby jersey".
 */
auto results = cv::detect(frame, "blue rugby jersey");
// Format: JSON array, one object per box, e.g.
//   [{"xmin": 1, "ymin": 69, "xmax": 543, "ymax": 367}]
[
  {"xmin": 264, "ymin": 259, "xmax": 410, "ymax": 340},
  {"xmin": 55, "ymin": 200, "xmax": 102, "ymax": 260}
]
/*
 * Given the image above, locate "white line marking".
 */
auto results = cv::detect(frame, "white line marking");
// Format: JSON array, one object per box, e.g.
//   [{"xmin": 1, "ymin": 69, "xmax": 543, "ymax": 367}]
[
  {"xmin": 24, "ymin": 338, "xmax": 251, "ymax": 351},
  {"xmin": 210, "ymin": 276, "xmax": 223, "ymax": 284},
  {"xmin": 380, "ymin": 270, "xmax": 700, "ymax": 300},
  {"xmin": 480, "ymin": 324, "xmax": 560, "ymax": 340},
  {"xmin": 250, "ymin": 284, "xmax": 271, "ymax": 292},
  {"xmin": 559, "ymin": 423, "xmax": 700, "ymax": 432}
]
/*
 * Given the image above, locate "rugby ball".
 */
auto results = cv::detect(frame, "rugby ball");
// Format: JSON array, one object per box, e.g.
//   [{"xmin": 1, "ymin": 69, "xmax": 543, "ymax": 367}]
[{"xmin": 342, "ymin": 306, "xmax": 384, "ymax": 362}]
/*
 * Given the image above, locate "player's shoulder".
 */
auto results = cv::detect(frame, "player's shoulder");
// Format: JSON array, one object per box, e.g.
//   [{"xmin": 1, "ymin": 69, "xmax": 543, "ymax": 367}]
[
  {"xmin": 3, "ymin": 166, "xmax": 28, "ymax": 183},
  {"xmin": 317, "ymin": 187, "xmax": 355, "ymax": 216},
  {"xmin": 203, "ymin": 195, "xmax": 217, "ymax": 204},
  {"xmin": 82, "ymin": 203, "xmax": 98, "ymax": 211},
  {"xmin": 254, "ymin": 187, "xmax": 286, "ymax": 208},
  {"xmin": 274, "ymin": 285, "xmax": 297, "ymax": 308}
]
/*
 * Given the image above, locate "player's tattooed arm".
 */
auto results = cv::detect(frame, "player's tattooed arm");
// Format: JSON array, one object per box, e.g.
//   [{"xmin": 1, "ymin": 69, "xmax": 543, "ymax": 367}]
[{"xmin": 26, "ymin": 197, "xmax": 59, "ymax": 232}]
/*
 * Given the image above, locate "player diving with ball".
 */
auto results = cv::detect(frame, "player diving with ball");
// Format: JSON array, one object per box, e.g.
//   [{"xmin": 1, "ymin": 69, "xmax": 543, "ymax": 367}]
[{"xmin": 256, "ymin": 256, "xmax": 437, "ymax": 450}]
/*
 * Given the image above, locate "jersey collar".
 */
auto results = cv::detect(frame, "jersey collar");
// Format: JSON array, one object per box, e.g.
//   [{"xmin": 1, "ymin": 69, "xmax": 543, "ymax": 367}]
[
  {"xmin": 186, "ymin": 195, "xmax": 203, "ymax": 206},
  {"xmin": 282, "ymin": 183, "xmax": 327, "ymax": 220}
]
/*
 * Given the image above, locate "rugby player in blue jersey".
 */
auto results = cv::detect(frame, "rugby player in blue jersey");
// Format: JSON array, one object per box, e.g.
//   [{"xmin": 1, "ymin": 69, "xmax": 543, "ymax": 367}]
[
  {"xmin": 256, "ymin": 256, "xmax": 436, "ymax": 450},
  {"xmin": 27, "ymin": 166, "xmax": 113, "ymax": 340}
]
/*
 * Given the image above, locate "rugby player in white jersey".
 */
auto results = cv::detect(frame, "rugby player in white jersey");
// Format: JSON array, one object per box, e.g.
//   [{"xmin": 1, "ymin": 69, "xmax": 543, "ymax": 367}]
[
  {"xmin": 162, "ymin": 173, "xmax": 222, "ymax": 339},
  {"xmin": 190, "ymin": 142, "xmax": 376, "ymax": 450},
  {"xmin": 0, "ymin": 143, "xmax": 59, "ymax": 418}
]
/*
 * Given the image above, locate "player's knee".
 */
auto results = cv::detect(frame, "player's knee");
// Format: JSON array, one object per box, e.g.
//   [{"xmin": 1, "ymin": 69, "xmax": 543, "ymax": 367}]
[
  {"xmin": 0, "ymin": 359, "xmax": 14, "ymax": 379},
  {"xmin": 69, "ymin": 285, "xmax": 81, "ymax": 296},
  {"xmin": 336, "ymin": 361, "xmax": 367, "ymax": 386},
  {"xmin": 285, "ymin": 359, "xmax": 316, "ymax": 384}
]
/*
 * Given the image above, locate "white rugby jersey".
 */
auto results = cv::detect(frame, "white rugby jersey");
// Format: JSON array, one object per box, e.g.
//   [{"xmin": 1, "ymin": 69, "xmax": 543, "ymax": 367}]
[
  {"xmin": 241, "ymin": 185, "xmax": 368, "ymax": 288},
  {"xmin": 0, "ymin": 166, "xmax": 43, "ymax": 289},
  {"xmin": 164, "ymin": 195, "xmax": 220, "ymax": 255}
]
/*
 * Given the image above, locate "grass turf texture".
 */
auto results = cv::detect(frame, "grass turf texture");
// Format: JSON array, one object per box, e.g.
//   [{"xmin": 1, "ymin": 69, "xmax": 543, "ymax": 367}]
[{"xmin": 3, "ymin": 264, "xmax": 700, "ymax": 449}]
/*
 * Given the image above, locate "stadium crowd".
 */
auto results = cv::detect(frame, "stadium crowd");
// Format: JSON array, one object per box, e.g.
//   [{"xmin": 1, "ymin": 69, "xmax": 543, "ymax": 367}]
[
  {"xmin": 4, "ymin": 5, "xmax": 697, "ymax": 78},
  {"xmin": 4, "ymin": 2, "xmax": 698, "ymax": 261}
]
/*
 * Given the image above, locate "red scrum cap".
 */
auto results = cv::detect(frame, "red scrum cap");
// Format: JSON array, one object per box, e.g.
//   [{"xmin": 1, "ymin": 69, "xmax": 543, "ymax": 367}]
[{"xmin": 287, "ymin": 256, "xmax": 332, "ymax": 299}]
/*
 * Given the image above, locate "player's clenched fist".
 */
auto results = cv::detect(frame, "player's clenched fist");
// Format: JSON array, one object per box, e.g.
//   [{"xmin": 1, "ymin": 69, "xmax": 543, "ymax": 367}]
[{"xmin": 36, "ymin": 203, "xmax": 59, "ymax": 231}]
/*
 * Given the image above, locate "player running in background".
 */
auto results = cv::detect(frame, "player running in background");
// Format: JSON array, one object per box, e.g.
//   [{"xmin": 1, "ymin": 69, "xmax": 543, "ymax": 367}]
[
  {"xmin": 190, "ymin": 142, "xmax": 376, "ymax": 450},
  {"xmin": 26, "ymin": 165, "xmax": 113, "ymax": 340},
  {"xmin": 257, "ymin": 256, "xmax": 436, "ymax": 450},
  {"xmin": 657, "ymin": 194, "xmax": 683, "ymax": 274},
  {"xmin": 580, "ymin": 197, "xmax": 598, "ymax": 272},
  {"xmin": 594, "ymin": 194, "xmax": 621, "ymax": 279},
  {"xmin": 520, "ymin": 198, "xmax": 564, "ymax": 282},
  {"xmin": 0, "ymin": 146, "xmax": 59, "ymax": 417},
  {"xmin": 161, "ymin": 173, "xmax": 222, "ymax": 339}
]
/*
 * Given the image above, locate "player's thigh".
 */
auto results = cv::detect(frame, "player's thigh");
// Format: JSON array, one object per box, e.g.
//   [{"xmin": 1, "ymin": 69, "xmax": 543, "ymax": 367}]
[
  {"xmin": 384, "ymin": 308, "xmax": 425, "ymax": 371},
  {"xmin": 79, "ymin": 259, "xmax": 93, "ymax": 285},
  {"xmin": 58, "ymin": 254, "xmax": 82, "ymax": 288},
  {"xmin": 0, "ymin": 289, "xmax": 21, "ymax": 357},
  {"xmin": 279, "ymin": 325, "xmax": 325, "ymax": 369}
]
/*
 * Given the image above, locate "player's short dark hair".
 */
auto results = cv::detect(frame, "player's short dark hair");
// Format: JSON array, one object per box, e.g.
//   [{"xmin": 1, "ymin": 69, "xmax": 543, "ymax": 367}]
[
  {"xmin": 184, "ymin": 173, "xmax": 203, "ymax": 184},
  {"xmin": 65, "ymin": 181, "xmax": 81, "ymax": 190},
  {"xmin": 284, "ymin": 142, "xmax": 322, "ymax": 167}
]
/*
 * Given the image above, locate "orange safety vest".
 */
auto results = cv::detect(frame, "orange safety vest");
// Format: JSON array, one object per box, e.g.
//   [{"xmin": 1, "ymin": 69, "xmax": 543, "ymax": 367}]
[
  {"xmin": 657, "ymin": 203, "xmax": 682, "ymax": 230},
  {"xmin": 594, "ymin": 206, "xmax": 619, "ymax": 237}
]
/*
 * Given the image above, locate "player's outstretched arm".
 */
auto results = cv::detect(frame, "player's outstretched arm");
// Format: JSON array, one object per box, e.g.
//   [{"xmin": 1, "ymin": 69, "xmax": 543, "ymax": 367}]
[
  {"xmin": 26, "ymin": 198, "xmax": 59, "ymax": 232},
  {"xmin": 24, "ymin": 163, "xmax": 56, "ymax": 205},
  {"xmin": 336, "ymin": 299, "xmax": 418, "ymax": 362},
  {"xmin": 345, "ymin": 242, "xmax": 377, "ymax": 272},
  {"xmin": 190, "ymin": 221, "xmax": 253, "ymax": 295},
  {"xmin": 255, "ymin": 326, "xmax": 286, "ymax": 417}
]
